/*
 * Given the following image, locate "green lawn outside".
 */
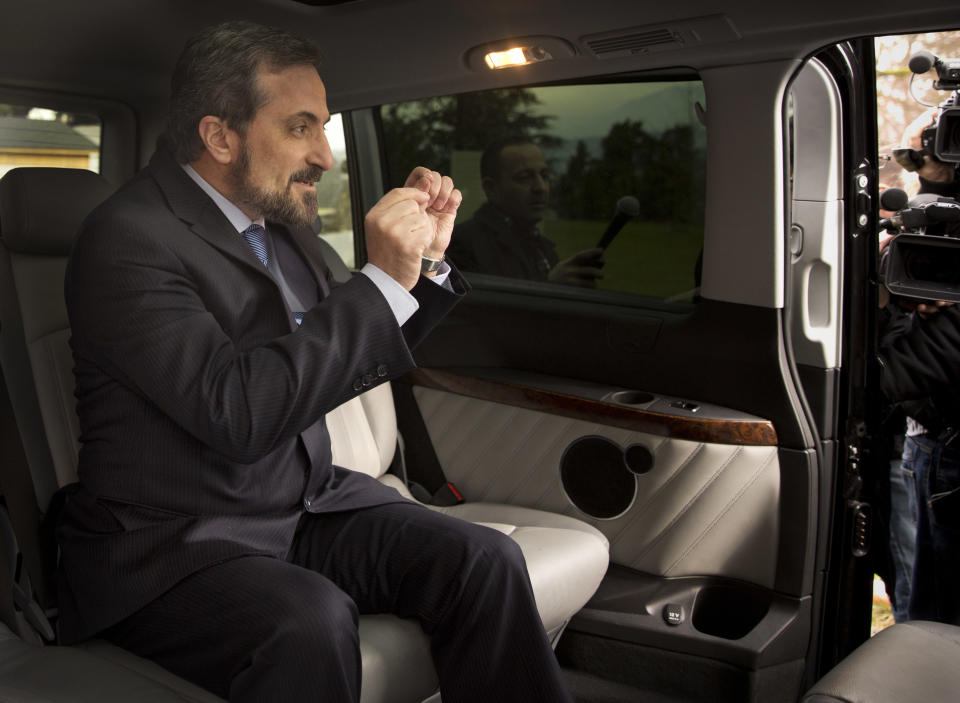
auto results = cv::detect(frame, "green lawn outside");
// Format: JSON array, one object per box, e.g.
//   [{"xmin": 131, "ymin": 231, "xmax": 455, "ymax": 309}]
[{"xmin": 542, "ymin": 218, "xmax": 704, "ymax": 299}]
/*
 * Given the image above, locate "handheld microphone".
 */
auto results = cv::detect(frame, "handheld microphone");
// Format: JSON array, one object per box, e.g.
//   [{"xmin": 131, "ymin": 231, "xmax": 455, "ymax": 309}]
[
  {"xmin": 595, "ymin": 196, "xmax": 640, "ymax": 250},
  {"xmin": 880, "ymin": 187, "xmax": 909, "ymax": 212},
  {"xmin": 909, "ymin": 50, "xmax": 936, "ymax": 75},
  {"xmin": 879, "ymin": 188, "xmax": 910, "ymax": 232}
]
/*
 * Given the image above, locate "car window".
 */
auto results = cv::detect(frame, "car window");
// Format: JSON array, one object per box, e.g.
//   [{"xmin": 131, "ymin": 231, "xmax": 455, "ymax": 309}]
[
  {"xmin": 0, "ymin": 104, "xmax": 101, "ymax": 177},
  {"xmin": 379, "ymin": 79, "xmax": 706, "ymax": 302},
  {"xmin": 315, "ymin": 113, "xmax": 355, "ymax": 268}
]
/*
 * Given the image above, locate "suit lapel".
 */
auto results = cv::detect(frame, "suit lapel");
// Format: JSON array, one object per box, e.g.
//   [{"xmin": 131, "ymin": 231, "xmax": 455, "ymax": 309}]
[
  {"xmin": 284, "ymin": 224, "xmax": 332, "ymax": 299},
  {"xmin": 147, "ymin": 150, "xmax": 275, "ymax": 282},
  {"xmin": 148, "ymin": 150, "xmax": 332, "ymax": 306}
]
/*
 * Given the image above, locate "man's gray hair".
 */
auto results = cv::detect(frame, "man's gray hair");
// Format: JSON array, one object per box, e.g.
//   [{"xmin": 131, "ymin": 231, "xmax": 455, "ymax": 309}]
[{"xmin": 161, "ymin": 21, "xmax": 321, "ymax": 163}]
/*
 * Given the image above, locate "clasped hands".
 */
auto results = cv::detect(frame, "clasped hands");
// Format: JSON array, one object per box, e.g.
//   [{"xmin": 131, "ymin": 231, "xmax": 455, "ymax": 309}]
[{"xmin": 365, "ymin": 167, "xmax": 462, "ymax": 290}]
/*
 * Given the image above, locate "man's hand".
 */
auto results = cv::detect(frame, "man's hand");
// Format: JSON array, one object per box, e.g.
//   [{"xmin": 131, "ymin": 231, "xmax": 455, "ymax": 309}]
[
  {"xmin": 913, "ymin": 300, "xmax": 954, "ymax": 319},
  {"xmin": 404, "ymin": 167, "xmax": 462, "ymax": 265},
  {"xmin": 364, "ymin": 168, "xmax": 462, "ymax": 289},
  {"xmin": 548, "ymin": 248, "xmax": 605, "ymax": 288}
]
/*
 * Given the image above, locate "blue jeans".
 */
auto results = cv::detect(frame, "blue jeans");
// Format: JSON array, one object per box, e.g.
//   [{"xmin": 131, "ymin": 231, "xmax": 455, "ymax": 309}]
[
  {"xmin": 888, "ymin": 453, "xmax": 917, "ymax": 622},
  {"xmin": 905, "ymin": 434, "xmax": 960, "ymax": 625}
]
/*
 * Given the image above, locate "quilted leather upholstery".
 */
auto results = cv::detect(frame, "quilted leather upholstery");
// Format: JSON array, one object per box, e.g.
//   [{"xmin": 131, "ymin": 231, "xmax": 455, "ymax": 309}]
[
  {"xmin": 413, "ymin": 386, "xmax": 780, "ymax": 588},
  {"xmin": 323, "ymin": 382, "xmax": 610, "ymax": 700},
  {"xmin": 327, "ymin": 383, "xmax": 611, "ymax": 640},
  {"xmin": 801, "ymin": 620, "xmax": 960, "ymax": 703}
]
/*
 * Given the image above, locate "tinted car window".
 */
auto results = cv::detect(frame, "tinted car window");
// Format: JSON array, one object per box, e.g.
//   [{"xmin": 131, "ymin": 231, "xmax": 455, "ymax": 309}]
[
  {"xmin": 316, "ymin": 113, "xmax": 356, "ymax": 268},
  {"xmin": 0, "ymin": 105, "xmax": 101, "ymax": 177},
  {"xmin": 380, "ymin": 79, "xmax": 706, "ymax": 301}
]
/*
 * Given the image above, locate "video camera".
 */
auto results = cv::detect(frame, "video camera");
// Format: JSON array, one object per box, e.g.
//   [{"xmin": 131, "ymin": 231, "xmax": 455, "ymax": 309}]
[
  {"xmin": 892, "ymin": 50, "xmax": 960, "ymax": 171},
  {"xmin": 879, "ymin": 187, "xmax": 960, "ymax": 303}
]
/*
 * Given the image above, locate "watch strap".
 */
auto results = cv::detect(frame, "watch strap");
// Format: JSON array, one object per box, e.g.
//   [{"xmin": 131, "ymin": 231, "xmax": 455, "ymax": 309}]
[{"xmin": 420, "ymin": 254, "xmax": 444, "ymax": 273}]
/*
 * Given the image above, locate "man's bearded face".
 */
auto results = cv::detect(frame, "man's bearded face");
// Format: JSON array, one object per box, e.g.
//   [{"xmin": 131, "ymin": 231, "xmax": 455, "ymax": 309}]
[{"xmin": 230, "ymin": 137, "xmax": 324, "ymax": 228}]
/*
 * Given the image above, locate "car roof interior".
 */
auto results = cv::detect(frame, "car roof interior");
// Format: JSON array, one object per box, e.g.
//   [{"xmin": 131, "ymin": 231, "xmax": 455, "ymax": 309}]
[{"xmin": 2, "ymin": 0, "xmax": 958, "ymax": 170}]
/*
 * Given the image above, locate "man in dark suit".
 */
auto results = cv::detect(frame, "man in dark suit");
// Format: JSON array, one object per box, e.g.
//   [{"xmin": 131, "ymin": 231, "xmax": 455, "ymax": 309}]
[{"xmin": 56, "ymin": 20, "xmax": 572, "ymax": 703}]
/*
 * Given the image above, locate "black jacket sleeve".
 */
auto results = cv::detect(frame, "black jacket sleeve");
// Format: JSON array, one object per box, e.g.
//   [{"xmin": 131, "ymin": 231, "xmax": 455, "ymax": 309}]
[{"xmin": 879, "ymin": 303, "xmax": 960, "ymax": 404}]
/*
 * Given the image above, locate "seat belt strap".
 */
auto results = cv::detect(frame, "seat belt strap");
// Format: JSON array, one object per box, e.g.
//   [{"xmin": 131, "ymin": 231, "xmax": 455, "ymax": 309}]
[
  {"xmin": 392, "ymin": 380, "xmax": 463, "ymax": 504},
  {"xmin": 0, "ymin": 501, "xmax": 54, "ymax": 642},
  {"xmin": 0, "ymin": 370, "xmax": 53, "ymax": 610}
]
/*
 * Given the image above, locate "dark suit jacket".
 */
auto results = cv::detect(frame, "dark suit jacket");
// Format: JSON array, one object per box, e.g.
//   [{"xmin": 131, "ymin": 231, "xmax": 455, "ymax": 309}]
[
  {"xmin": 57, "ymin": 150, "xmax": 466, "ymax": 642},
  {"xmin": 880, "ymin": 302, "xmax": 960, "ymax": 434}
]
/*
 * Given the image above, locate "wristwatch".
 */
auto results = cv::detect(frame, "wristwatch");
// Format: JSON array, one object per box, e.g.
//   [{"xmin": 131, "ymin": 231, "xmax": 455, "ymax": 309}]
[{"xmin": 420, "ymin": 253, "xmax": 444, "ymax": 274}]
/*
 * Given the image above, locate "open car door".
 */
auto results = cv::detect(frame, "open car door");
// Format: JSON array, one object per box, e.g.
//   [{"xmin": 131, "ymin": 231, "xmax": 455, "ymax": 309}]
[{"xmin": 340, "ymin": 53, "xmax": 868, "ymax": 701}]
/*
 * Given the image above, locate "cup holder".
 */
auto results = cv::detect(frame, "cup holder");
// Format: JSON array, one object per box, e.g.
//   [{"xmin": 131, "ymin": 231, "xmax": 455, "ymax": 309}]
[
  {"xmin": 608, "ymin": 390, "xmax": 655, "ymax": 406},
  {"xmin": 692, "ymin": 584, "xmax": 772, "ymax": 640}
]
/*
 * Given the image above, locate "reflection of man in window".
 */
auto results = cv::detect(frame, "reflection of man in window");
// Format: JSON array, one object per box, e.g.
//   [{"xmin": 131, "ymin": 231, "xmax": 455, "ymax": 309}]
[{"xmin": 450, "ymin": 137, "xmax": 604, "ymax": 287}]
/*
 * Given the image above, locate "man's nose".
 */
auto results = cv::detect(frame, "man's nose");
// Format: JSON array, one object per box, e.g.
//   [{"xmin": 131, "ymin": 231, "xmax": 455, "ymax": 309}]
[
  {"xmin": 309, "ymin": 132, "xmax": 335, "ymax": 171},
  {"xmin": 533, "ymin": 175, "xmax": 548, "ymax": 192}
]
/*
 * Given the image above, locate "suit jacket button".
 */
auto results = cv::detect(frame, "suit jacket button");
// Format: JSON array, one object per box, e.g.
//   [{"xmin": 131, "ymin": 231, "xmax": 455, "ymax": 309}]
[
  {"xmin": 353, "ymin": 378, "xmax": 363, "ymax": 391},
  {"xmin": 303, "ymin": 497, "xmax": 313, "ymax": 509},
  {"xmin": 362, "ymin": 373, "xmax": 375, "ymax": 387},
  {"xmin": 377, "ymin": 364, "xmax": 388, "ymax": 377}
]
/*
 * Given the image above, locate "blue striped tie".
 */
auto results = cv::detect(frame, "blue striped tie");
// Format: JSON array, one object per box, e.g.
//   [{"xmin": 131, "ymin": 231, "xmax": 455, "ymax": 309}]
[
  {"xmin": 242, "ymin": 224, "xmax": 305, "ymax": 325},
  {"xmin": 241, "ymin": 224, "xmax": 268, "ymax": 267}
]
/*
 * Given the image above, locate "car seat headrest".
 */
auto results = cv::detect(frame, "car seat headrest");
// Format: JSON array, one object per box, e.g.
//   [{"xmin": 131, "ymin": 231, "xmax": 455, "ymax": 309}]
[{"xmin": 0, "ymin": 167, "xmax": 113, "ymax": 256}]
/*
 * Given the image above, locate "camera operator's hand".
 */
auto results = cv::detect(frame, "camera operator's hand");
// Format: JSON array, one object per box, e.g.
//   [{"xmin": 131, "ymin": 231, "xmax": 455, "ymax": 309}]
[
  {"xmin": 903, "ymin": 108, "xmax": 956, "ymax": 183},
  {"xmin": 914, "ymin": 300, "xmax": 954, "ymax": 318}
]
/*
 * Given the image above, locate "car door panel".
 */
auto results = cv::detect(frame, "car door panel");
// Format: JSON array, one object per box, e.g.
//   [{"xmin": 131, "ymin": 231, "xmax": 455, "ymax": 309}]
[
  {"xmin": 397, "ymin": 277, "xmax": 818, "ymax": 701},
  {"xmin": 413, "ymin": 293, "xmax": 810, "ymax": 448},
  {"xmin": 400, "ymin": 363, "xmax": 814, "ymax": 689},
  {"xmin": 409, "ymin": 376, "xmax": 781, "ymax": 587}
]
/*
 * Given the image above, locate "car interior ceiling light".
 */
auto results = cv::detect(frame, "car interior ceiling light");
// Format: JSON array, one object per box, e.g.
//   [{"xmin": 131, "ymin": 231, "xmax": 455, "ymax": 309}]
[{"xmin": 483, "ymin": 45, "xmax": 554, "ymax": 69}]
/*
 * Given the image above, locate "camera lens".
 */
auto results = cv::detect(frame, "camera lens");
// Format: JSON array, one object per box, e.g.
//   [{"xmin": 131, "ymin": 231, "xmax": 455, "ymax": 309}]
[
  {"xmin": 887, "ymin": 235, "xmax": 960, "ymax": 303},
  {"xmin": 935, "ymin": 108, "xmax": 960, "ymax": 162},
  {"xmin": 902, "ymin": 246, "xmax": 960, "ymax": 286}
]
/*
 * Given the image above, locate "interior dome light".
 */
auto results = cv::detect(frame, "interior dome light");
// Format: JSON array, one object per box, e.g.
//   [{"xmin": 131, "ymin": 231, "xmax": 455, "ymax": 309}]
[{"xmin": 483, "ymin": 45, "xmax": 554, "ymax": 69}]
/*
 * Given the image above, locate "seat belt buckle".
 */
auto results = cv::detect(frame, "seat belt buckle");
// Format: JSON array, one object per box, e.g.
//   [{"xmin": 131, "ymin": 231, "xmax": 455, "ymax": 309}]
[{"xmin": 430, "ymin": 482, "xmax": 465, "ymax": 507}]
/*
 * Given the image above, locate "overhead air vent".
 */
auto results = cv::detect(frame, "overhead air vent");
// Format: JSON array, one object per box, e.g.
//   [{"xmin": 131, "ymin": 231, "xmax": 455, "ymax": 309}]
[
  {"xmin": 586, "ymin": 28, "xmax": 681, "ymax": 58},
  {"xmin": 581, "ymin": 15, "xmax": 739, "ymax": 60}
]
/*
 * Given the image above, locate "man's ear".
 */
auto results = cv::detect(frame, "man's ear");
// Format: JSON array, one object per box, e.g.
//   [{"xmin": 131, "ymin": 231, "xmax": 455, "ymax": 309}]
[{"xmin": 197, "ymin": 116, "xmax": 240, "ymax": 165}]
